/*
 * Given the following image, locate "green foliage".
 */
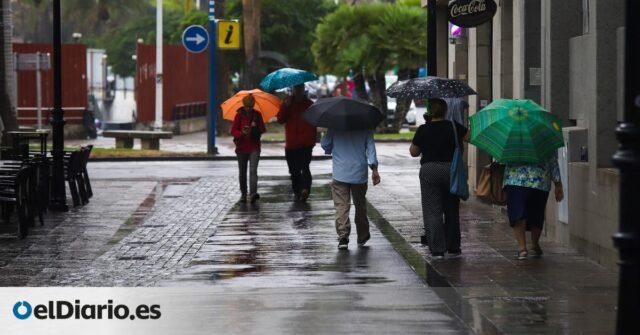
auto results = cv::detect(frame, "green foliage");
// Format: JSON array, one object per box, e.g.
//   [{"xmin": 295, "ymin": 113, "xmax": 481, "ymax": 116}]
[
  {"xmin": 397, "ymin": 0, "xmax": 422, "ymax": 7},
  {"xmin": 97, "ymin": 10, "xmax": 182, "ymax": 77},
  {"xmin": 313, "ymin": 3, "xmax": 427, "ymax": 75},
  {"xmin": 312, "ymin": 5, "xmax": 358, "ymax": 76},
  {"xmin": 226, "ymin": 0, "xmax": 336, "ymax": 72},
  {"xmin": 369, "ymin": 5, "xmax": 427, "ymax": 69},
  {"xmin": 169, "ymin": 10, "xmax": 209, "ymax": 43},
  {"xmin": 261, "ymin": 0, "xmax": 336, "ymax": 70}
]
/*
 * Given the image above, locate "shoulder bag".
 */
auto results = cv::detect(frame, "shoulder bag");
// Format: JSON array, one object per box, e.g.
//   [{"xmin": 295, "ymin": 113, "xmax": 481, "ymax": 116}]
[
  {"xmin": 476, "ymin": 162, "xmax": 507, "ymax": 205},
  {"xmin": 449, "ymin": 121, "xmax": 470, "ymax": 200}
]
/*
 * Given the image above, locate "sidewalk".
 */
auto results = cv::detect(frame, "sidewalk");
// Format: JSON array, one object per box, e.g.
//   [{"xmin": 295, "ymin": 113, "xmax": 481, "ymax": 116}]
[
  {"xmin": 0, "ymin": 156, "xmax": 620, "ymax": 333},
  {"xmin": 368, "ymin": 169, "xmax": 618, "ymax": 334}
]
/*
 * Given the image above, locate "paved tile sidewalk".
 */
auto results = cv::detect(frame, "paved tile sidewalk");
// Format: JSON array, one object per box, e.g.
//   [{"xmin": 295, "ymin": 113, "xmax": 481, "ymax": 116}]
[
  {"xmin": 0, "ymin": 180, "xmax": 156, "ymax": 286},
  {"xmin": 368, "ymin": 172, "xmax": 618, "ymax": 334},
  {"xmin": 35, "ymin": 177, "xmax": 237, "ymax": 286}
]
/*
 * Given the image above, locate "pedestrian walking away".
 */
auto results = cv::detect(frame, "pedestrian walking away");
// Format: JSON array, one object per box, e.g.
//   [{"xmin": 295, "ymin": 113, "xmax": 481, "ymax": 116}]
[
  {"xmin": 443, "ymin": 97, "xmax": 469, "ymax": 125},
  {"xmin": 321, "ymin": 128, "xmax": 380, "ymax": 250},
  {"xmin": 410, "ymin": 98, "xmax": 470, "ymax": 260},
  {"xmin": 504, "ymin": 156, "xmax": 564, "ymax": 260},
  {"xmin": 278, "ymin": 84, "xmax": 316, "ymax": 202},
  {"xmin": 230, "ymin": 95, "xmax": 266, "ymax": 204}
]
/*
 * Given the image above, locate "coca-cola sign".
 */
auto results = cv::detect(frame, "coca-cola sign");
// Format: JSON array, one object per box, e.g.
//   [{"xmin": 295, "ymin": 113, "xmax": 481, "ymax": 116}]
[{"xmin": 448, "ymin": 0, "xmax": 498, "ymax": 28}]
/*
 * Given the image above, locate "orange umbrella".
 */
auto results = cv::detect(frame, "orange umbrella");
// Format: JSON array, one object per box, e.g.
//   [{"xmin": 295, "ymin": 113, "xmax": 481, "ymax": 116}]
[{"xmin": 221, "ymin": 89, "xmax": 281, "ymax": 122}]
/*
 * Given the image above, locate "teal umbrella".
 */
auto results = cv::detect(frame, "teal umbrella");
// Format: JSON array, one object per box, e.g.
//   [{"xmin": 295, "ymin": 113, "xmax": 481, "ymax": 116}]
[
  {"xmin": 470, "ymin": 99, "xmax": 564, "ymax": 164},
  {"xmin": 260, "ymin": 68, "xmax": 318, "ymax": 92}
]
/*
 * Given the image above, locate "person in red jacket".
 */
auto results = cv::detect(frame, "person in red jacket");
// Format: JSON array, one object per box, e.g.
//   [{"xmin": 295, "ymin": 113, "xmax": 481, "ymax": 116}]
[
  {"xmin": 230, "ymin": 95, "xmax": 266, "ymax": 203},
  {"xmin": 277, "ymin": 84, "xmax": 316, "ymax": 202}
]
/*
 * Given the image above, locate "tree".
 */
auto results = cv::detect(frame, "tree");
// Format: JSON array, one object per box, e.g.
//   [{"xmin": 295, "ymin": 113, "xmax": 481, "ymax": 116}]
[
  {"xmin": 1, "ymin": 0, "xmax": 18, "ymax": 144},
  {"xmin": 62, "ymin": 0, "xmax": 148, "ymax": 40},
  {"xmin": 226, "ymin": 0, "xmax": 336, "ymax": 88},
  {"xmin": 98, "ymin": 10, "xmax": 183, "ymax": 77},
  {"xmin": 241, "ymin": 0, "xmax": 261, "ymax": 89},
  {"xmin": 370, "ymin": 5, "xmax": 426, "ymax": 131},
  {"xmin": 312, "ymin": 4, "xmax": 393, "ymax": 117},
  {"xmin": 313, "ymin": 2, "xmax": 426, "ymax": 132},
  {"xmin": 259, "ymin": 0, "xmax": 335, "ymax": 71}
]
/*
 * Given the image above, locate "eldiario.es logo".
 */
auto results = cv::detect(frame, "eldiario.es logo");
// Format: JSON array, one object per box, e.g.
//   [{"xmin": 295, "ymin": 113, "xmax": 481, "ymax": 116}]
[{"xmin": 12, "ymin": 300, "xmax": 161, "ymax": 320}]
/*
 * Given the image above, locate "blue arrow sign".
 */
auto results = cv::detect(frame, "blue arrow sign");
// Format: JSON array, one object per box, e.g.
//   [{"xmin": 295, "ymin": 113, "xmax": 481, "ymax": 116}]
[{"xmin": 182, "ymin": 25, "xmax": 209, "ymax": 53}]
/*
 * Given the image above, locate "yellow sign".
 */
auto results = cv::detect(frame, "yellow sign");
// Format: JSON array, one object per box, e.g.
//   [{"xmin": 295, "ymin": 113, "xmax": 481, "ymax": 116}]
[{"xmin": 217, "ymin": 21, "xmax": 241, "ymax": 50}]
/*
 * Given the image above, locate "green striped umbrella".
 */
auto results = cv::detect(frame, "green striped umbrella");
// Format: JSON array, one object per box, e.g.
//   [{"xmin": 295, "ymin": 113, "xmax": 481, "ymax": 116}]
[{"xmin": 470, "ymin": 99, "xmax": 564, "ymax": 164}]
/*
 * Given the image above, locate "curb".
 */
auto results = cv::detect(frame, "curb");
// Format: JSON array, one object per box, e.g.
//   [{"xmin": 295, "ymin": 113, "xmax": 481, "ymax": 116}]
[
  {"xmin": 89, "ymin": 155, "xmax": 333, "ymax": 162},
  {"xmin": 366, "ymin": 201, "xmax": 501, "ymax": 334},
  {"xmin": 260, "ymin": 139, "xmax": 412, "ymax": 144}
]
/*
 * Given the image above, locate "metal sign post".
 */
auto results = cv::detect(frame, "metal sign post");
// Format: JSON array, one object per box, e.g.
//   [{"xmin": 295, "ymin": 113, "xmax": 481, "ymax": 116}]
[
  {"xmin": 155, "ymin": 0, "xmax": 164, "ymax": 130},
  {"xmin": 208, "ymin": 1, "xmax": 218, "ymax": 155},
  {"xmin": 36, "ymin": 52, "xmax": 42, "ymax": 128},
  {"xmin": 15, "ymin": 53, "xmax": 51, "ymax": 129}
]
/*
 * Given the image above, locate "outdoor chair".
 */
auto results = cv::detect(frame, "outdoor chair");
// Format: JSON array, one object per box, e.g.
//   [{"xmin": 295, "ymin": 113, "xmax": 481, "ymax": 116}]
[
  {"xmin": 64, "ymin": 150, "xmax": 90, "ymax": 207},
  {"xmin": 0, "ymin": 166, "xmax": 36, "ymax": 238},
  {"xmin": 81, "ymin": 145, "xmax": 93, "ymax": 199}
]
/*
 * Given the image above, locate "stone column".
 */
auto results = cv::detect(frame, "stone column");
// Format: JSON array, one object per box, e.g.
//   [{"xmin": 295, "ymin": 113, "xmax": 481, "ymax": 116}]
[
  {"xmin": 467, "ymin": 22, "xmax": 493, "ymax": 189},
  {"xmin": 493, "ymin": 0, "xmax": 514, "ymax": 100},
  {"xmin": 593, "ymin": 0, "xmax": 625, "ymax": 168},
  {"xmin": 541, "ymin": 0, "xmax": 581, "ymax": 124}
]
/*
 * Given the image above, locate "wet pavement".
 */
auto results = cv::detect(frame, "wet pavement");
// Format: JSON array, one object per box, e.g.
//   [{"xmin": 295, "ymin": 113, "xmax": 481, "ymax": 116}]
[
  {"xmin": 66, "ymin": 131, "xmax": 331, "ymax": 157},
  {"xmin": 0, "ymin": 144, "xmax": 619, "ymax": 333}
]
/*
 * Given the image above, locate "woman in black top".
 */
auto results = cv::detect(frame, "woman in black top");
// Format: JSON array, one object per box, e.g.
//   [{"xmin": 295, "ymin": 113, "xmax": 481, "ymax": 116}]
[{"xmin": 410, "ymin": 98, "xmax": 469, "ymax": 259}]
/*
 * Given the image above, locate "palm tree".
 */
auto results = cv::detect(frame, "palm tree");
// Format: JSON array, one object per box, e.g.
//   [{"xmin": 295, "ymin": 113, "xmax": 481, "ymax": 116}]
[
  {"xmin": 241, "ymin": 0, "xmax": 261, "ymax": 89},
  {"xmin": 1, "ymin": 0, "xmax": 19, "ymax": 144},
  {"xmin": 372, "ymin": 5, "xmax": 426, "ymax": 131}
]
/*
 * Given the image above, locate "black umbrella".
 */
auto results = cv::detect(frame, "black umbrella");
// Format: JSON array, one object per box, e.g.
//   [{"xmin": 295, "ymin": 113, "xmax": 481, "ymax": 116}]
[
  {"xmin": 386, "ymin": 76, "xmax": 477, "ymax": 99},
  {"xmin": 302, "ymin": 96, "xmax": 385, "ymax": 131}
]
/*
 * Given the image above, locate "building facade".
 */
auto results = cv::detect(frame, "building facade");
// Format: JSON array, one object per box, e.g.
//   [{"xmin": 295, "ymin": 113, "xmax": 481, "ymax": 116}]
[{"xmin": 424, "ymin": 0, "xmax": 625, "ymax": 268}]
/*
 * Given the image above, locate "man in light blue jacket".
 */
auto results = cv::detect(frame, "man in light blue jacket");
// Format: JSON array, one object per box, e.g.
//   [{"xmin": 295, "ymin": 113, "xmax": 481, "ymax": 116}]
[{"xmin": 321, "ymin": 128, "xmax": 380, "ymax": 250}]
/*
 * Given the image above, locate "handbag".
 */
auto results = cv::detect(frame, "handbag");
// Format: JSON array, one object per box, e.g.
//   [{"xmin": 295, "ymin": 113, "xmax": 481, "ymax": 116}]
[
  {"xmin": 449, "ymin": 121, "xmax": 470, "ymax": 200},
  {"xmin": 476, "ymin": 162, "xmax": 507, "ymax": 205}
]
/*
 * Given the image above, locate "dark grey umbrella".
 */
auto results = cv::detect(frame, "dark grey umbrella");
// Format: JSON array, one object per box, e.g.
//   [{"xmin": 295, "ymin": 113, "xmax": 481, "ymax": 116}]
[
  {"xmin": 386, "ymin": 76, "xmax": 477, "ymax": 99},
  {"xmin": 302, "ymin": 97, "xmax": 385, "ymax": 131}
]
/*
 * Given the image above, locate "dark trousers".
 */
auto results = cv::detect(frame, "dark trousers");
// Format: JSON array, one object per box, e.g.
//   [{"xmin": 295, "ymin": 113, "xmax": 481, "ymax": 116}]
[
  {"xmin": 285, "ymin": 146, "xmax": 313, "ymax": 196},
  {"xmin": 419, "ymin": 162, "xmax": 461, "ymax": 254},
  {"xmin": 445, "ymin": 196, "xmax": 461, "ymax": 252}
]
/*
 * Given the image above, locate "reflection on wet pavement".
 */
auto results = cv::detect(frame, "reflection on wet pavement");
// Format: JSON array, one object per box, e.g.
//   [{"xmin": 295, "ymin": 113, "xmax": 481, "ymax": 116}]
[
  {"xmin": 165, "ymin": 180, "xmax": 407, "ymax": 287},
  {"xmin": 156, "ymin": 176, "xmax": 469, "ymax": 333}
]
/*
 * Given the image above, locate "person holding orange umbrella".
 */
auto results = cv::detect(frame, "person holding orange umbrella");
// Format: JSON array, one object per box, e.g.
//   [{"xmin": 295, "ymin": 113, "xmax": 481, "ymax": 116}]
[{"xmin": 222, "ymin": 91, "xmax": 279, "ymax": 203}]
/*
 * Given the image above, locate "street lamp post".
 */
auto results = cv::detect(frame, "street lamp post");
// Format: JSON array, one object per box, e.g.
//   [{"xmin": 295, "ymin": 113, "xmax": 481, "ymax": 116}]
[
  {"xmin": 72, "ymin": 32, "xmax": 82, "ymax": 43},
  {"xmin": 427, "ymin": 0, "xmax": 437, "ymax": 77},
  {"xmin": 49, "ymin": 0, "xmax": 68, "ymax": 212},
  {"xmin": 155, "ymin": 0, "xmax": 163, "ymax": 130},
  {"xmin": 208, "ymin": 0, "xmax": 218, "ymax": 155},
  {"xmin": 612, "ymin": 0, "xmax": 640, "ymax": 333}
]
